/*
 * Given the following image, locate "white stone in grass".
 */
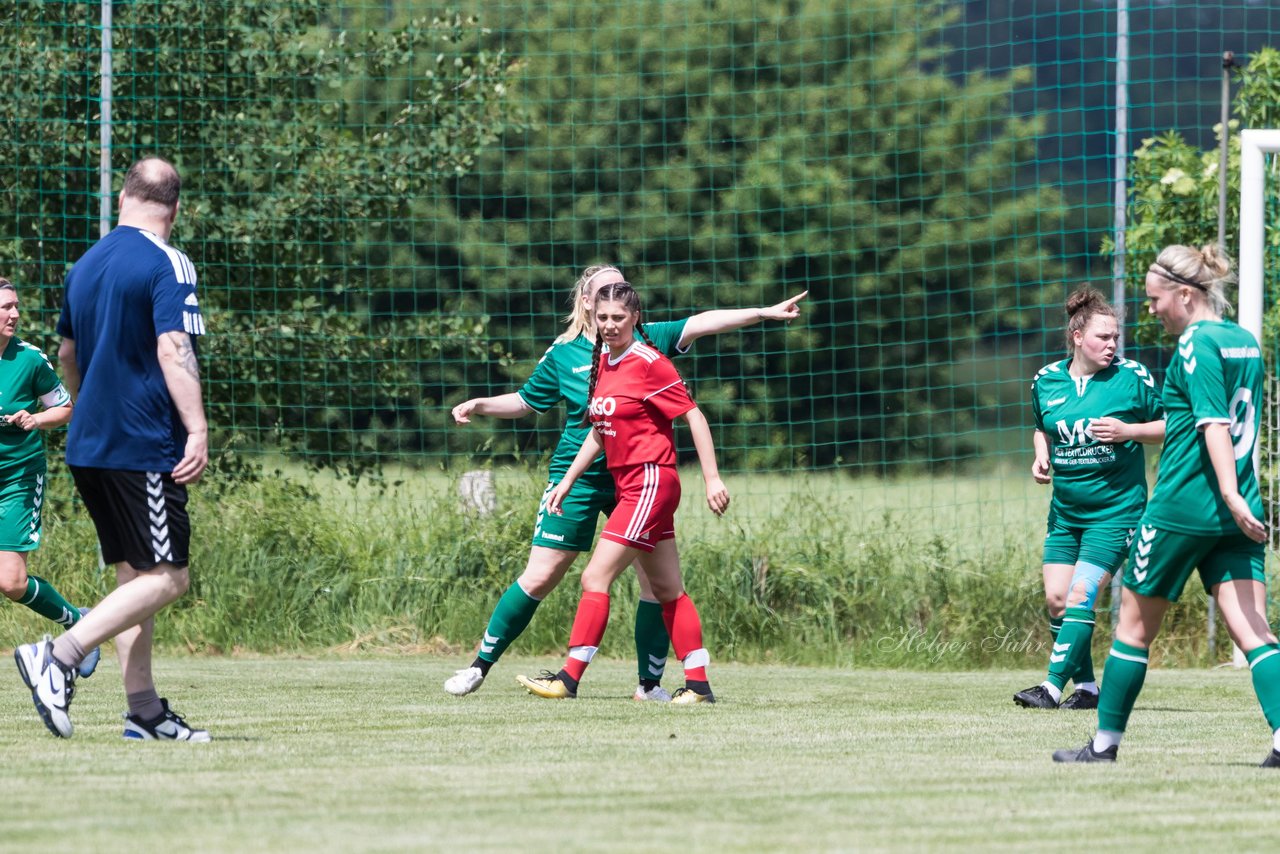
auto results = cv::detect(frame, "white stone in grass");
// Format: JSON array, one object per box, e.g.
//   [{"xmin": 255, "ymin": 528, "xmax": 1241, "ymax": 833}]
[{"xmin": 458, "ymin": 470, "xmax": 497, "ymax": 515}]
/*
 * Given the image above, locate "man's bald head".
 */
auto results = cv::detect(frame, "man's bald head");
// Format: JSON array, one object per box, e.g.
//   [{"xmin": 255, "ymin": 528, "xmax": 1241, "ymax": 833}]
[{"xmin": 122, "ymin": 157, "xmax": 180, "ymax": 210}]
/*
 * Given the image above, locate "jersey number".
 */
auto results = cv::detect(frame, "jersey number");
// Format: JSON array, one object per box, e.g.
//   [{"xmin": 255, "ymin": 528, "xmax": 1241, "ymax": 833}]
[{"xmin": 1228, "ymin": 387, "xmax": 1257, "ymax": 461}]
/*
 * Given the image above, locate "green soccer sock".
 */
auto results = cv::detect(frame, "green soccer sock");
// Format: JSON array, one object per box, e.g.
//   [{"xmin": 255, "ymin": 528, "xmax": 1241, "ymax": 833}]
[
  {"xmin": 476, "ymin": 582, "xmax": 540, "ymax": 666},
  {"xmin": 1097, "ymin": 639, "xmax": 1149, "ymax": 734},
  {"xmin": 1049, "ymin": 614, "xmax": 1063, "ymax": 642},
  {"xmin": 1046, "ymin": 607, "xmax": 1096, "ymax": 691},
  {"xmin": 1246, "ymin": 644, "xmax": 1280, "ymax": 731},
  {"xmin": 634, "ymin": 598, "xmax": 670, "ymax": 686},
  {"xmin": 15, "ymin": 575, "xmax": 80, "ymax": 628}
]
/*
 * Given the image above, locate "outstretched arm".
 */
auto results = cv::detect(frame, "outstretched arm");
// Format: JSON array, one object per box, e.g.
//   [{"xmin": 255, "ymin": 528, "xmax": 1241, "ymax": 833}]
[
  {"xmin": 680, "ymin": 406, "xmax": 729, "ymax": 516},
  {"xmin": 678, "ymin": 290, "xmax": 807, "ymax": 347},
  {"xmin": 452, "ymin": 392, "xmax": 533, "ymax": 425}
]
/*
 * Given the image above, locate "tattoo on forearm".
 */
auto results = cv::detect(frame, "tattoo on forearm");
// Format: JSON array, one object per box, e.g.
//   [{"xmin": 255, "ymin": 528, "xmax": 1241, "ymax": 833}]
[{"xmin": 169, "ymin": 333, "xmax": 200, "ymax": 380}]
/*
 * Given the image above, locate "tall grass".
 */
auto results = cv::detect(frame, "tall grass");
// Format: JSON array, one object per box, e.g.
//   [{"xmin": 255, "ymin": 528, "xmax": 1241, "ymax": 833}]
[{"xmin": 0, "ymin": 466, "xmax": 1263, "ymax": 668}]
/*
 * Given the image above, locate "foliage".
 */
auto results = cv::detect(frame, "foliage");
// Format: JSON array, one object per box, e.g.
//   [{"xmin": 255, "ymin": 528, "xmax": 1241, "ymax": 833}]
[
  {"xmin": 1104, "ymin": 46, "xmax": 1280, "ymax": 346},
  {"xmin": 201, "ymin": 303, "xmax": 513, "ymax": 483},
  {"xmin": 427, "ymin": 0, "xmax": 1064, "ymax": 469},
  {"xmin": 3, "ymin": 0, "xmax": 1062, "ymax": 474},
  {"xmin": 0, "ymin": 1, "xmax": 521, "ymax": 480}
]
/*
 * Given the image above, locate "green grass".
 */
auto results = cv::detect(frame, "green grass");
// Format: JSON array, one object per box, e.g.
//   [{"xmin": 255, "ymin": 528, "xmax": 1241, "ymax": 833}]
[{"xmin": 3, "ymin": 655, "xmax": 1278, "ymax": 851}]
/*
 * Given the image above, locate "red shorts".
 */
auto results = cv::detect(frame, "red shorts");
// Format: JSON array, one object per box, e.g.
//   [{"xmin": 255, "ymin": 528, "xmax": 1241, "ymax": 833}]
[{"xmin": 600, "ymin": 463, "xmax": 680, "ymax": 552}]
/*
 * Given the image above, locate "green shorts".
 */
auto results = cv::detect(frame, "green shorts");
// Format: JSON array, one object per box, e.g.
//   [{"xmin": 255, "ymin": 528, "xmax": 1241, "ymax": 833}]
[
  {"xmin": 530, "ymin": 479, "xmax": 616, "ymax": 553},
  {"xmin": 1042, "ymin": 518, "xmax": 1134, "ymax": 571},
  {"xmin": 1123, "ymin": 521, "xmax": 1266, "ymax": 602},
  {"xmin": 0, "ymin": 465, "xmax": 45, "ymax": 552}
]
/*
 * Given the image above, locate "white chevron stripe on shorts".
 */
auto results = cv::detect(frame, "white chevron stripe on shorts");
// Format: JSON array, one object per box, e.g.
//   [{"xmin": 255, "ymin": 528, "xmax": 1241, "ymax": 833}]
[{"xmin": 147, "ymin": 472, "xmax": 173, "ymax": 563}]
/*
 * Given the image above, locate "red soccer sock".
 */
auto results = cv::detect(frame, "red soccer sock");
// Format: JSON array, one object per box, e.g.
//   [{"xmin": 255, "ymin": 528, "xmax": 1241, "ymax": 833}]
[
  {"xmin": 661, "ymin": 593, "xmax": 708, "ymax": 682},
  {"xmin": 563, "ymin": 591, "xmax": 611, "ymax": 682}
]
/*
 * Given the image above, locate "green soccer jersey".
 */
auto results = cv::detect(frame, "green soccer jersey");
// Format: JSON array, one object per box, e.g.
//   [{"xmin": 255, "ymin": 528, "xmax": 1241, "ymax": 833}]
[
  {"xmin": 0, "ymin": 338, "xmax": 69, "ymax": 473},
  {"xmin": 517, "ymin": 319, "xmax": 690, "ymax": 490},
  {"xmin": 1144, "ymin": 320, "xmax": 1264, "ymax": 535},
  {"xmin": 1031, "ymin": 356, "xmax": 1163, "ymax": 527}
]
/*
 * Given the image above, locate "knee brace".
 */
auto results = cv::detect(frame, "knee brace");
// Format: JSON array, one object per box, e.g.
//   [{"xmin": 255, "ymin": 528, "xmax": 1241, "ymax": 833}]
[{"xmin": 1068, "ymin": 561, "xmax": 1109, "ymax": 610}]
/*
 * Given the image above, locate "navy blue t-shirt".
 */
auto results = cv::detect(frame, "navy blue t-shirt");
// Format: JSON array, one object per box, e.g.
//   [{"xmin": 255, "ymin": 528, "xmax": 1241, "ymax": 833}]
[{"xmin": 56, "ymin": 225, "xmax": 205, "ymax": 471}]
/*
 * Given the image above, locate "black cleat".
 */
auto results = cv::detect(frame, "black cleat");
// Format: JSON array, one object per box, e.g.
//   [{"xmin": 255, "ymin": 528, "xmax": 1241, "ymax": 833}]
[
  {"xmin": 1060, "ymin": 689, "xmax": 1099, "ymax": 710},
  {"xmin": 1261, "ymin": 749, "xmax": 1280, "ymax": 768},
  {"xmin": 1052, "ymin": 741, "xmax": 1117, "ymax": 763},
  {"xmin": 1013, "ymin": 684, "xmax": 1059, "ymax": 709}
]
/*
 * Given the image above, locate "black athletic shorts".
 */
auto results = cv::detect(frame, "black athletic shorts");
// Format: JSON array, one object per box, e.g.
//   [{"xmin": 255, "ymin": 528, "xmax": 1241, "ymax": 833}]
[{"xmin": 69, "ymin": 466, "xmax": 191, "ymax": 570}]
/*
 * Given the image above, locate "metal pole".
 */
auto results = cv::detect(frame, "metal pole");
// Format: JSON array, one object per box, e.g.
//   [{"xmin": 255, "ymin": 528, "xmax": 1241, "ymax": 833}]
[
  {"xmin": 1109, "ymin": 0, "xmax": 1129, "ymax": 626},
  {"xmin": 1111, "ymin": 0, "xmax": 1129, "ymax": 353},
  {"xmin": 1208, "ymin": 52, "xmax": 1234, "ymax": 663},
  {"xmin": 99, "ymin": 0, "xmax": 113, "ymax": 238},
  {"xmin": 1217, "ymin": 52, "xmax": 1235, "ymax": 250}
]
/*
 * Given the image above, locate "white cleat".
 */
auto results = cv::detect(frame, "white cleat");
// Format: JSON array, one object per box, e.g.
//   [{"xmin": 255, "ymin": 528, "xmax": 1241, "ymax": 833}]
[
  {"xmin": 632, "ymin": 684, "xmax": 672, "ymax": 702},
  {"xmin": 14, "ymin": 636, "xmax": 75, "ymax": 738},
  {"xmin": 444, "ymin": 666, "xmax": 486, "ymax": 696}
]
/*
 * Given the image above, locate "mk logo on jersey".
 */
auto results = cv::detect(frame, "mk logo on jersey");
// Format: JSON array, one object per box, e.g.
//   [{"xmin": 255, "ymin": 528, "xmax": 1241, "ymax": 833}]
[
  {"xmin": 1055, "ymin": 418, "xmax": 1094, "ymax": 447},
  {"xmin": 588, "ymin": 396, "xmax": 617, "ymax": 417}
]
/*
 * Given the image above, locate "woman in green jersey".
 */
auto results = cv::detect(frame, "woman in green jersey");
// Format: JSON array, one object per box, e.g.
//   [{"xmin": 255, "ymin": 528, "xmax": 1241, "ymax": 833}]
[
  {"xmin": 1054, "ymin": 244, "xmax": 1280, "ymax": 766},
  {"xmin": 446, "ymin": 265, "xmax": 805, "ymax": 699},
  {"xmin": 1014, "ymin": 287, "xmax": 1163, "ymax": 711},
  {"xmin": 0, "ymin": 278, "xmax": 98, "ymax": 678}
]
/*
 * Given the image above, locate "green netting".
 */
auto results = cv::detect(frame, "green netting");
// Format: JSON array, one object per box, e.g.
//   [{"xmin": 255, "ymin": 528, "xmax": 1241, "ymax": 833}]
[{"xmin": 2, "ymin": 1, "xmax": 1280, "ymax": 559}]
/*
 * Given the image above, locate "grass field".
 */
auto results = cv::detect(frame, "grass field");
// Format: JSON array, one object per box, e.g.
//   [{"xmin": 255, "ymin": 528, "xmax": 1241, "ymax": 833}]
[{"xmin": 3, "ymin": 655, "xmax": 1279, "ymax": 852}]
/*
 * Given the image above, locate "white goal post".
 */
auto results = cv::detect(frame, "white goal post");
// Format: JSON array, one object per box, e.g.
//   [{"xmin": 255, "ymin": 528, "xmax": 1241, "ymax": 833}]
[
  {"xmin": 1235, "ymin": 129, "xmax": 1280, "ymax": 668},
  {"xmin": 1237, "ymin": 129, "xmax": 1279, "ymax": 346}
]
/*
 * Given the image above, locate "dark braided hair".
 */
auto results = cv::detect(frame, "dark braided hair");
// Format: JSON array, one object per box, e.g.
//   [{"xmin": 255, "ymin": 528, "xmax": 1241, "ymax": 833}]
[{"xmin": 583, "ymin": 282, "xmax": 690, "ymax": 424}]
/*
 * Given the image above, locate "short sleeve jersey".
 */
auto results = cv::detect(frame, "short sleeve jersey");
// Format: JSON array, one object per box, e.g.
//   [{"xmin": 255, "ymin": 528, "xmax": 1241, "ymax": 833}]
[
  {"xmin": 517, "ymin": 319, "xmax": 689, "ymax": 490},
  {"xmin": 1144, "ymin": 320, "xmax": 1264, "ymax": 534},
  {"xmin": 56, "ymin": 225, "xmax": 205, "ymax": 471},
  {"xmin": 1031, "ymin": 356, "xmax": 1163, "ymax": 527},
  {"xmin": 0, "ymin": 338, "xmax": 70, "ymax": 473},
  {"xmin": 587, "ymin": 340, "xmax": 696, "ymax": 471}
]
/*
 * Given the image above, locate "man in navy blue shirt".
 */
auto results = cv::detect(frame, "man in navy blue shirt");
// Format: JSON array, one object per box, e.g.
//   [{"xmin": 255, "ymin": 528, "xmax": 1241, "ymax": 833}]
[{"xmin": 13, "ymin": 157, "xmax": 210, "ymax": 741}]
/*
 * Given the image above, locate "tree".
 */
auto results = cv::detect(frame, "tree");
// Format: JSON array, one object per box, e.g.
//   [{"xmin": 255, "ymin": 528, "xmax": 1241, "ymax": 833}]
[
  {"xmin": 0, "ymin": 1, "xmax": 521, "ymax": 479},
  {"xmin": 425, "ymin": 0, "xmax": 1063, "ymax": 468},
  {"xmin": 1104, "ymin": 46, "xmax": 1280, "ymax": 347}
]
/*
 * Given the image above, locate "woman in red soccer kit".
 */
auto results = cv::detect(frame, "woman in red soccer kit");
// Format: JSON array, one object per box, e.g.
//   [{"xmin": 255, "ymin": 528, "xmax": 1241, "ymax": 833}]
[{"xmin": 516, "ymin": 281, "xmax": 729, "ymax": 704}]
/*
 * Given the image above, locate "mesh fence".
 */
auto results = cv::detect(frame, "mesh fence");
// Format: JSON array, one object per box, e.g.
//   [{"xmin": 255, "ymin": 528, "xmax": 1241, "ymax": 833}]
[{"xmin": 2, "ymin": 1, "xmax": 1279, "ymax": 556}]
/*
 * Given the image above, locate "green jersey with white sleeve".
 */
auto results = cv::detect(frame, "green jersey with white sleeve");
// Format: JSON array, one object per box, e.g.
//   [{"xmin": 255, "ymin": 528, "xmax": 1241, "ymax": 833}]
[
  {"xmin": 1144, "ymin": 320, "xmax": 1264, "ymax": 535},
  {"xmin": 516, "ymin": 319, "xmax": 689, "ymax": 492},
  {"xmin": 0, "ymin": 338, "xmax": 69, "ymax": 473},
  {"xmin": 1031, "ymin": 356, "xmax": 1162, "ymax": 527}
]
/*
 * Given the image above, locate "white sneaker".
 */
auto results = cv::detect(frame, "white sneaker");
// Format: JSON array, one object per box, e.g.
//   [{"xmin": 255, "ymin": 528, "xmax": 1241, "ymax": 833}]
[
  {"xmin": 444, "ymin": 666, "xmax": 486, "ymax": 696},
  {"xmin": 123, "ymin": 699, "xmax": 211, "ymax": 742},
  {"xmin": 632, "ymin": 684, "xmax": 672, "ymax": 702},
  {"xmin": 13, "ymin": 636, "xmax": 75, "ymax": 737}
]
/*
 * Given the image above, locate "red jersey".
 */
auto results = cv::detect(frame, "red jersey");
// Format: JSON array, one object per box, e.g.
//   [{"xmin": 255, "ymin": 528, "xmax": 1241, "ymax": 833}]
[{"xmin": 587, "ymin": 340, "xmax": 696, "ymax": 471}]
